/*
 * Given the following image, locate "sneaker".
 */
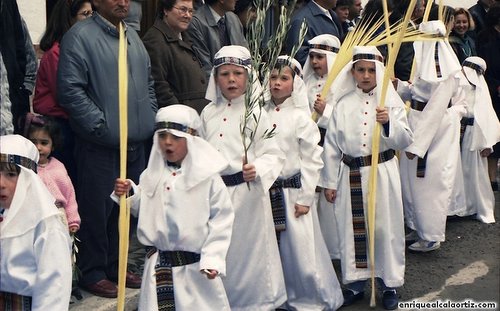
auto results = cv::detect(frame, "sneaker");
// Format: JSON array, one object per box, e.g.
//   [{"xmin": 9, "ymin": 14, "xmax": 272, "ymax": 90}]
[
  {"xmin": 405, "ymin": 231, "xmax": 419, "ymax": 243},
  {"xmin": 408, "ymin": 239, "xmax": 440, "ymax": 252},
  {"xmin": 342, "ymin": 289, "xmax": 364, "ymax": 306}
]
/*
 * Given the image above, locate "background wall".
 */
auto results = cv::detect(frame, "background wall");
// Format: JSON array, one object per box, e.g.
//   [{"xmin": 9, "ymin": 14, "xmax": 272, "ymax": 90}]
[{"xmin": 18, "ymin": 0, "xmax": 46, "ymax": 44}]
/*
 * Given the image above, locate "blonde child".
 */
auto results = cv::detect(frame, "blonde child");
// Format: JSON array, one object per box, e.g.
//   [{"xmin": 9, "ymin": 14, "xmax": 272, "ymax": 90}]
[
  {"xmin": 200, "ymin": 45, "xmax": 287, "ymax": 310},
  {"xmin": 0, "ymin": 134, "xmax": 72, "ymax": 310},
  {"xmin": 265, "ymin": 55, "xmax": 344, "ymax": 310},
  {"xmin": 303, "ymin": 34, "xmax": 343, "ymax": 260},
  {"xmin": 113, "ymin": 105, "xmax": 234, "ymax": 310}
]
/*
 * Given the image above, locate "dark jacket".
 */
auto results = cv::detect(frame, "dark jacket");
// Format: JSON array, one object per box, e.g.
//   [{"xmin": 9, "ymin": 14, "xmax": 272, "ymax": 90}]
[
  {"xmin": 57, "ymin": 14, "xmax": 157, "ymax": 147},
  {"xmin": 142, "ymin": 18, "xmax": 209, "ymax": 114}
]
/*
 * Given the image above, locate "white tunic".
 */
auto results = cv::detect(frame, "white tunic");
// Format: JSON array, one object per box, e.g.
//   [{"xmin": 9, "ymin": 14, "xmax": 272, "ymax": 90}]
[
  {"xmin": 201, "ymin": 95, "xmax": 287, "ymax": 311},
  {"xmin": 0, "ymin": 168, "xmax": 72, "ymax": 311},
  {"xmin": 320, "ymin": 88, "xmax": 413, "ymax": 287},
  {"xmin": 123, "ymin": 165, "xmax": 234, "ymax": 311},
  {"xmin": 305, "ymin": 74, "xmax": 334, "ymax": 129},
  {"xmin": 456, "ymin": 80, "xmax": 499, "ymax": 223},
  {"xmin": 399, "ymin": 77, "xmax": 466, "ymax": 241},
  {"xmin": 265, "ymin": 98, "xmax": 344, "ymax": 310}
]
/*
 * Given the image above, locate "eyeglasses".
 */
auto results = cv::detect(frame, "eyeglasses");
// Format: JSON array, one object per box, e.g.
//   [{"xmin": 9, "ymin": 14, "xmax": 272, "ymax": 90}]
[
  {"xmin": 78, "ymin": 10, "xmax": 93, "ymax": 17},
  {"xmin": 173, "ymin": 6, "xmax": 194, "ymax": 15}
]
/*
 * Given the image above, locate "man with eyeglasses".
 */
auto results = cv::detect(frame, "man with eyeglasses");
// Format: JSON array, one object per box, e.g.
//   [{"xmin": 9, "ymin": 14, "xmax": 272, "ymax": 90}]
[
  {"xmin": 187, "ymin": 0, "xmax": 248, "ymax": 79},
  {"xmin": 57, "ymin": 0, "xmax": 157, "ymax": 299}
]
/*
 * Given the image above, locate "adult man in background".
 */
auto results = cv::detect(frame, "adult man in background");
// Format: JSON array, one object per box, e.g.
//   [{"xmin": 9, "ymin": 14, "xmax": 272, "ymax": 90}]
[{"xmin": 58, "ymin": 0, "xmax": 157, "ymax": 298}]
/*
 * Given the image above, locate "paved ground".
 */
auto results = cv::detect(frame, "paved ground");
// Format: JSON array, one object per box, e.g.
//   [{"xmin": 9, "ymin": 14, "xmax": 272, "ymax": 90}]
[{"xmin": 70, "ymin": 194, "xmax": 500, "ymax": 311}]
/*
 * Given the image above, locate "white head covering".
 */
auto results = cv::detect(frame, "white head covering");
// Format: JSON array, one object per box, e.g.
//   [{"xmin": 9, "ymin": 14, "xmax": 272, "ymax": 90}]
[
  {"xmin": 264, "ymin": 55, "xmax": 309, "ymax": 112},
  {"xmin": 140, "ymin": 105, "xmax": 229, "ymax": 196},
  {"xmin": 331, "ymin": 46, "xmax": 401, "ymax": 108},
  {"xmin": 461, "ymin": 57, "xmax": 500, "ymax": 149},
  {"xmin": 303, "ymin": 34, "xmax": 341, "ymax": 82},
  {"xmin": 414, "ymin": 21, "xmax": 461, "ymax": 82},
  {"xmin": 0, "ymin": 135, "xmax": 60, "ymax": 238},
  {"xmin": 206, "ymin": 45, "xmax": 261, "ymax": 103}
]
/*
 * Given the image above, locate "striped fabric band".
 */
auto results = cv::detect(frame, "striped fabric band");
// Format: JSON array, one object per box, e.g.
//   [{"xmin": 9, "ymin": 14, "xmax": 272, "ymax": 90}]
[
  {"xmin": 341, "ymin": 149, "xmax": 395, "ymax": 169},
  {"xmin": 155, "ymin": 121, "xmax": 197, "ymax": 136},
  {"xmin": 0, "ymin": 292, "xmax": 32, "ymax": 311},
  {"xmin": 269, "ymin": 172, "xmax": 302, "ymax": 232},
  {"xmin": 0, "ymin": 153, "xmax": 37, "ymax": 173},
  {"xmin": 341, "ymin": 149, "xmax": 395, "ymax": 269},
  {"xmin": 434, "ymin": 44, "xmax": 442, "ymax": 78},
  {"xmin": 353, "ymin": 53, "xmax": 384, "ymax": 63},
  {"xmin": 214, "ymin": 57, "xmax": 251, "ymax": 68},
  {"xmin": 145, "ymin": 247, "xmax": 201, "ymax": 311},
  {"xmin": 275, "ymin": 58, "xmax": 302, "ymax": 78},
  {"xmin": 410, "ymin": 100, "xmax": 427, "ymax": 111},
  {"xmin": 221, "ymin": 171, "xmax": 245, "ymax": 187},
  {"xmin": 459, "ymin": 117, "xmax": 475, "ymax": 146},
  {"xmin": 416, "ymin": 153, "xmax": 427, "ymax": 178},
  {"xmin": 462, "ymin": 61, "xmax": 484, "ymax": 75},
  {"xmin": 309, "ymin": 43, "xmax": 339, "ymax": 53}
]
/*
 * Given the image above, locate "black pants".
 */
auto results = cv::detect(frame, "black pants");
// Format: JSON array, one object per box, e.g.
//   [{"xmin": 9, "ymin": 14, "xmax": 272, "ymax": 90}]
[{"xmin": 74, "ymin": 138, "xmax": 144, "ymax": 285}]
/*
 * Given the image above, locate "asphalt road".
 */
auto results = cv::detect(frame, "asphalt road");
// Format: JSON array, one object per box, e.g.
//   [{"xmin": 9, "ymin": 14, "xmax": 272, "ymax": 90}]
[{"xmin": 342, "ymin": 192, "xmax": 500, "ymax": 311}]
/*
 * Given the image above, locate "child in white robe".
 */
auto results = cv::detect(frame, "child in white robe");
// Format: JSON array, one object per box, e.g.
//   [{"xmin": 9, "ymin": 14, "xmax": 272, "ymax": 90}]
[
  {"xmin": 200, "ymin": 45, "xmax": 287, "ymax": 311},
  {"xmin": 320, "ymin": 46, "xmax": 413, "ymax": 310},
  {"xmin": 264, "ymin": 56, "xmax": 344, "ymax": 310},
  {"xmin": 303, "ymin": 34, "xmax": 343, "ymax": 260},
  {"xmin": 455, "ymin": 57, "xmax": 500, "ymax": 223},
  {"xmin": 0, "ymin": 134, "xmax": 72, "ymax": 310},
  {"xmin": 397, "ymin": 20, "xmax": 467, "ymax": 252},
  {"xmin": 113, "ymin": 105, "xmax": 234, "ymax": 311}
]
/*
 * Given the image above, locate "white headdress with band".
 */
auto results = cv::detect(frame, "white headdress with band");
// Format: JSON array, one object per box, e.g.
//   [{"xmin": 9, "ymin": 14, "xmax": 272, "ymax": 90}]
[
  {"xmin": 330, "ymin": 46, "xmax": 402, "ymax": 108},
  {"xmin": 414, "ymin": 21, "xmax": 461, "ymax": 83},
  {"xmin": 0, "ymin": 135, "xmax": 60, "ymax": 238},
  {"xmin": 206, "ymin": 45, "xmax": 261, "ymax": 103},
  {"xmin": 461, "ymin": 57, "xmax": 500, "ymax": 149},
  {"xmin": 265, "ymin": 55, "xmax": 309, "ymax": 112},
  {"xmin": 303, "ymin": 34, "xmax": 341, "ymax": 82},
  {"xmin": 140, "ymin": 105, "xmax": 229, "ymax": 196}
]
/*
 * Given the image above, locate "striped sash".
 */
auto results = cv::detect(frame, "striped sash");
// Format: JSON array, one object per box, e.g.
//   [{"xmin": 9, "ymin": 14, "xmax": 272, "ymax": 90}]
[
  {"xmin": 269, "ymin": 173, "xmax": 302, "ymax": 232},
  {"xmin": 460, "ymin": 117, "xmax": 474, "ymax": 146},
  {"xmin": 0, "ymin": 292, "xmax": 32, "ymax": 311},
  {"xmin": 146, "ymin": 247, "xmax": 201, "ymax": 310},
  {"xmin": 221, "ymin": 171, "xmax": 245, "ymax": 187},
  {"xmin": 341, "ymin": 149, "xmax": 395, "ymax": 269}
]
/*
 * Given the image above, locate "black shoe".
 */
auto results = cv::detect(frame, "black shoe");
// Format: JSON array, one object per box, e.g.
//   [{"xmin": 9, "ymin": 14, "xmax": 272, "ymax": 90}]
[
  {"xmin": 492, "ymin": 181, "xmax": 498, "ymax": 192},
  {"xmin": 342, "ymin": 289, "xmax": 364, "ymax": 306},
  {"xmin": 382, "ymin": 290, "xmax": 399, "ymax": 310}
]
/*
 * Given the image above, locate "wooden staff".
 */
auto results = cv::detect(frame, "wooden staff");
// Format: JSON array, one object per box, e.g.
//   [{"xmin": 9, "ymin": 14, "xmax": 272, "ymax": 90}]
[
  {"xmin": 367, "ymin": 0, "xmax": 417, "ymax": 307},
  {"xmin": 117, "ymin": 21, "xmax": 130, "ymax": 311}
]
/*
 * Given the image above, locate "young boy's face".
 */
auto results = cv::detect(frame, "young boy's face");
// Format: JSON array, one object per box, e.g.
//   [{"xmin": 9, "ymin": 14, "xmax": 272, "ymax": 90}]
[
  {"xmin": 269, "ymin": 67, "xmax": 294, "ymax": 104},
  {"xmin": 0, "ymin": 169, "xmax": 19, "ymax": 209},
  {"xmin": 29, "ymin": 129, "xmax": 53, "ymax": 165},
  {"xmin": 158, "ymin": 131, "xmax": 188, "ymax": 166},
  {"xmin": 335, "ymin": 5, "xmax": 350, "ymax": 23},
  {"xmin": 215, "ymin": 64, "xmax": 248, "ymax": 100},
  {"xmin": 351, "ymin": 60, "xmax": 377, "ymax": 93},
  {"xmin": 309, "ymin": 51, "xmax": 328, "ymax": 77}
]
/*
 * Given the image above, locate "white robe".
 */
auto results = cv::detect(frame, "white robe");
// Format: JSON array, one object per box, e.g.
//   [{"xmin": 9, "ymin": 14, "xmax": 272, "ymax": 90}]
[
  {"xmin": 120, "ymin": 165, "xmax": 234, "ymax": 311},
  {"xmin": 398, "ymin": 77, "xmax": 466, "ymax": 242},
  {"xmin": 265, "ymin": 98, "xmax": 344, "ymax": 310},
  {"xmin": 456, "ymin": 80, "xmax": 499, "ymax": 223},
  {"xmin": 305, "ymin": 74, "xmax": 334, "ymax": 129},
  {"xmin": 201, "ymin": 95, "xmax": 287, "ymax": 311},
  {"xmin": 0, "ymin": 167, "xmax": 72, "ymax": 311},
  {"xmin": 320, "ymin": 88, "xmax": 413, "ymax": 287}
]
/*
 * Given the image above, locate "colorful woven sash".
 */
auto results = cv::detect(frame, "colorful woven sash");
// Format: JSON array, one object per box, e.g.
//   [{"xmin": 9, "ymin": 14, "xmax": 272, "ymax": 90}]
[
  {"xmin": 221, "ymin": 171, "xmax": 245, "ymax": 187},
  {"xmin": 416, "ymin": 153, "xmax": 428, "ymax": 178},
  {"xmin": 0, "ymin": 292, "xmax": 32, "ymax": 311},
  {"xmin": 269, "ymin": 172, "xmax": 302, "ymax": 232},
  {"xmin": 145, "ymin": 247, "xmax": 201, "ymax": 310},
  {"xmin": 459, "ymin": 117, "xmax": 474, "ymax": 146},
  {"xmin": 341, "ymin": 149, "xmax": 395, "ymax": 269}
]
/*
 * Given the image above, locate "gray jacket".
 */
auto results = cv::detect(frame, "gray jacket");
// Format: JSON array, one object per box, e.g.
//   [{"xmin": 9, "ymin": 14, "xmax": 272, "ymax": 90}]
[{"xmin": 57, "ymin": 14, "xmax": 157, "ymax": 147}]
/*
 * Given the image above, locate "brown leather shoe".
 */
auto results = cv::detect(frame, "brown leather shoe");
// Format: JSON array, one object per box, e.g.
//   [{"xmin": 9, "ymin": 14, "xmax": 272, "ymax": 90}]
[
  {"xmin": 110, "ymin": 272, "xmax": 142, "ymax": 289},
  {"xmin": 83, "ymin": 279, "xmax": 118, "ymax": 298}
]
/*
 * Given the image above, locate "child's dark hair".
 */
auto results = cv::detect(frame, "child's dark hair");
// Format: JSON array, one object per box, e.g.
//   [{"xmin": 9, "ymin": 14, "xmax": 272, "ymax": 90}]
[
  {"xmin": 0, "ymin": 163, "xmax": 21, "ymax": 174},
  {"xmin": 23, "ymin": 114, "xmax": 62, "ymax": 152},
  {"xmin": 273, "ymin": 62, "xmax": 297, "ymax": 78}
]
